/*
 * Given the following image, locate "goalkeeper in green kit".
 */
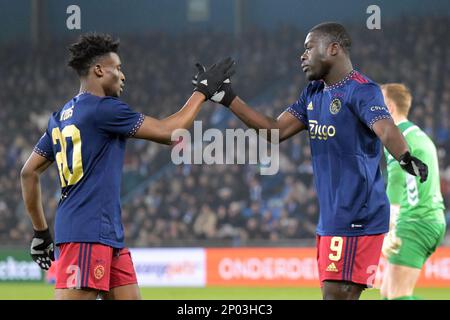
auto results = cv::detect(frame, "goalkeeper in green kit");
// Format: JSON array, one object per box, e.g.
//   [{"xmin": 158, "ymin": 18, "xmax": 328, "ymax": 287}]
[{"xmin": 380, "ymin": 83, "xmax": 446, "ymax": 300}]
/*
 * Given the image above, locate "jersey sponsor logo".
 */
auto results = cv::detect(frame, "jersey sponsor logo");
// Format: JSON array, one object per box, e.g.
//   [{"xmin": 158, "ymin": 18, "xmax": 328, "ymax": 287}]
[
  {"xmin": 308, "ymin": 120, "xmax": 336, "ymax": 140},
  {"xmin": 60, "ymin": 105, "xmax": 74, "ymax": 121},
  {"xmin": 94, "ymin": 265, "xmax": 105, "ymax": 280},
  {"xmin": 370, "ymin": 105, "xmax": 388, "ymax": 112},
  {"xmin": 326, "ymin": 262, "xmax": 338, "ymax": 272},
  {"xmin": 329, "ymin": 98, "xmax": 341, "ymax": 115},
  {"xmin": 307, "ymin": 101, "xmax": 313, "ymax": 110}
]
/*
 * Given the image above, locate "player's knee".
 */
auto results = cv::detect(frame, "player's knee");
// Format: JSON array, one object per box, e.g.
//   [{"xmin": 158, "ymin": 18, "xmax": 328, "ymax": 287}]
[
  {"xmin": 123, "ymin": 288, "xmax": 141, "ymax": 300},
  {"xmin": 323, "ymin": 290, "xmax": 344, "ymax": 300},
  {"xmin": 380, "ymin": 287, "xmax": 388, "ymax": 299},
  {"xmin": 54, "ymin": 288, "xmax": 99, "ymax": 300},
  {"xmin": 322, "ymin": 281, "xmax": 365, "ymax": 300},
  {"xmin": 388, "ymin": 286, "xmax": 414, "ymax": 300},
  {"xmin": 379, "ymin": 280, "xmax": 388, "ymax": 299},
  {"xmin": 107, "ymin": 284, "xmax": 141, "ymax": 300},
  {"xmin": 323, "ymin": 290, "xmax": 361, "ymax": 300}
]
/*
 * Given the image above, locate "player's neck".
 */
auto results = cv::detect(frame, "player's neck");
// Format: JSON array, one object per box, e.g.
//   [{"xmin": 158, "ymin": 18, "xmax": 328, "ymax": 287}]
[
  {"xmin": 323, "ymin": 61, "xmax": 353, "ymax": 87},
  {"xmin": 394, "ymin": 117, "xmax": 408, "ymax": 125},
  {"xmin": 78, "ymin": 81, "xmax": 106, "ymax": 97}
]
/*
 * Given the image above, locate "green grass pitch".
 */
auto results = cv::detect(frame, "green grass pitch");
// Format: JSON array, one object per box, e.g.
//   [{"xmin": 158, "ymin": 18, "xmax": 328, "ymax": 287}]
[{"xmin": 1, "ymin": 283, "xmax": 449, "ymax": 300}]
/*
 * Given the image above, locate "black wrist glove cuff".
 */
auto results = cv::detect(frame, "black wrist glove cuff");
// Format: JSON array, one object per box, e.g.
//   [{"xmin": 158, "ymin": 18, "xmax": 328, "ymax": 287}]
[
  {"xmin": 399, "ymin": 150, "xmax": 428, "ymax": 183},
  {"xmin": 399, "ymin": 151, "xmax": 411, "ymax": 164},
  {"xmin": 33, "ymin": 228, "xmax": 51, "ymax": 238},
  {"xmin": 221, "ymin": 91, "xmax": 236, "ymax": 108}
]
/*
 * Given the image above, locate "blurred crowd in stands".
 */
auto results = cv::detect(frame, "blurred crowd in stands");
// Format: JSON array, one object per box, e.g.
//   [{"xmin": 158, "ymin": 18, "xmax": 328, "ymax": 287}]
[{"xmin": 1, "ymin": 16, "xmax": 449, "ymax": 246}]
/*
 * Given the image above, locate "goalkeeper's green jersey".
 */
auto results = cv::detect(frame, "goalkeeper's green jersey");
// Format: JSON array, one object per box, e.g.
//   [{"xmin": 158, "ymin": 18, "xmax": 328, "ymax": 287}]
[{"xmin": 384, "ymin": 121, "xmax": 445, "ymax": 224}]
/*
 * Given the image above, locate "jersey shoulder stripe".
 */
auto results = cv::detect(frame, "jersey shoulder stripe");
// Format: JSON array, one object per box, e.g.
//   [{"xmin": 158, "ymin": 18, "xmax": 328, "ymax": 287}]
[{"xmin": 403, "ymin": 125, "xmax": 420, "ymax": 137}]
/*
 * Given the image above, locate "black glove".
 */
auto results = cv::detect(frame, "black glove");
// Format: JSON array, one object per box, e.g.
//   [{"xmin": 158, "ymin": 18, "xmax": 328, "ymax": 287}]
[
  {"xmin": 30, "ymin": 228, "xmax": 55, "ymax": 270},
  {"xmin": 399, "ymin": 151, "xmax": 428, "ymax": 183},
  {"xmin": 193, "ymin": 57, "xmax": 236, "ymax": 100},
  {"xmin": 192, "ymin": 63, "xmax": 236, "ymax": 107}
]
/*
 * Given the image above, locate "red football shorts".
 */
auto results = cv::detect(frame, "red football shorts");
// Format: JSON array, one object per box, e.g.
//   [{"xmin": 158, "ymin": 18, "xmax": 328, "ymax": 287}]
[
  {"xmin": 55, "ymin": 243, "xmax": 138, "ymax": 291},
  {"xmin": 316, "ymin": 234, "xmax": 384, "ymax": 287}
]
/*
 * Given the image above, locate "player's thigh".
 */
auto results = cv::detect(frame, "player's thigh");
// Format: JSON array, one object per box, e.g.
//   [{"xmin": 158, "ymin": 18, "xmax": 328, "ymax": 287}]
[
  {"xmin": 379, "ymin": 264, "xmax": 390, "ymax": 298},
  {"xmin": 384, "ymin": 262, "xmax": 421, "ymax": 298},
  {"xmin": 101, "ymin": 284, "xmax": 141, "ymax": 300},
  {"xmin": 55, "ymin": 288, "xmax": 99, "ymax": 300},
  {"xmin": 107, "ymin": 248, "xmax": 139, "ymax": 299},
  {"xmin": 389, "ymin": 221, "xmax": 444, "ymax": 269}
]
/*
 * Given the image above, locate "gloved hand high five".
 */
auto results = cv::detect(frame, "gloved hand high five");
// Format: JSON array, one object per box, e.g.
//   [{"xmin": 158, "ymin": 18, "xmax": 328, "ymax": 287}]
[
  {"xmin": 193, "ymin": 59, "xmax": 236, "ymax": 107},
  {"xmin": 30, "ymin": 228, "xmax": 55, "ymax": 270}
]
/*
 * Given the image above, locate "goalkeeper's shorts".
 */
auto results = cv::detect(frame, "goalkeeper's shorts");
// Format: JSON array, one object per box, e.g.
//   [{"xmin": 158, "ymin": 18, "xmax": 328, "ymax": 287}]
[
  {"xmin": 316, "ymin": 234, "xmax": 384, "ymax": 288},
  {"xmin": 385, "ymin": 218, "xmax": 446, "ymax": 269},
  {"xmin": 55, "ymin": 243, "xmax": 138, "ymax": 291}
]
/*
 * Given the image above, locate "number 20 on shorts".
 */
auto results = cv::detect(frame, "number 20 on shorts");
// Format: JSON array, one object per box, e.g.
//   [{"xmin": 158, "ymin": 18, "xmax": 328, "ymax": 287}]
[{"xmin": 329, "ymin": 236, "xmax": 343, "ymax": 261}]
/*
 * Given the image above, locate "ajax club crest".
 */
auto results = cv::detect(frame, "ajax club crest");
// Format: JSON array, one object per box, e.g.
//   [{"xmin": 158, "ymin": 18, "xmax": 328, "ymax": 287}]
[
  {"xmin": 329, "ymin": 98, "xmax": 342, "ymax": 115},
  {"xmin": 94, "ymin": 265, "xmax": 105, "ymax": 279}
]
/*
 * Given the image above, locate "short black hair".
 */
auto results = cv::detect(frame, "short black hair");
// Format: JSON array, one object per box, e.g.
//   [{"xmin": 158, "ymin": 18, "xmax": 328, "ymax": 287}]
[
  {"xmin": 68, "ymin": 33, "xmax": 120, "ymax": 76},
  {"xmin": 309, "ymin": 22, "xmax": 352, "ymax": 54}
]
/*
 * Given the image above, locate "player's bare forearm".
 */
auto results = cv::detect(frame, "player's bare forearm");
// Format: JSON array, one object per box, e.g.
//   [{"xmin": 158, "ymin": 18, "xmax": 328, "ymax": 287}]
[
  {"xmin": 135, "ymin": 92, "xmax": 205, "ymax": 144},
  {"xmin": 373, "ymin": 118, "xmax": 409, "ymax": 160},
  {"xmin": 20, "ymin": 152, "xmax": 52, "ymax": 231},
  {"xmin": 161, "ymin": 91, "xmax": 205, "ymax": 137},
  {"xmin": 229, "ymin": 97, "xmax": 305, "ymax": 142},
  {"xmin": 230, "ymin": 97, "xmax": 278, "ymax": 131}
]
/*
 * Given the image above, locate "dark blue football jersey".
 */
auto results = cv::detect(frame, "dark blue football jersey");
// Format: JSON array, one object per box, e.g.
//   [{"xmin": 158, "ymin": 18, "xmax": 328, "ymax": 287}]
[
  {"xmin": 286, "ymin": 70, "xmax": 391, "ymax": 236},
  {"xmin": 34, "ymin": 93, "xmax": 144, "ymax": 248}
]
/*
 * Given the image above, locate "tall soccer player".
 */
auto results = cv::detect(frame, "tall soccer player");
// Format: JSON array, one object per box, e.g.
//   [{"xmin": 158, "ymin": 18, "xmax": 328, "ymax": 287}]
[
  {"xmin": 380, "ymin": 83, "xmax": 446, "ymax": 300},
  {"xmin": 20, "ymin": 34, "xmax": 234, "ymax": 300},
  {"xmin": 193, "ymin": 22, "xmax": 429, "ymax": 299}
]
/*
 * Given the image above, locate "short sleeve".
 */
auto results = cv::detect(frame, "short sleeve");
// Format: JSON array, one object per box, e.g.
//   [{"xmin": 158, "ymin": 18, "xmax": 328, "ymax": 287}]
[
  {"xmin": 34, "ymin": 130, "xmax": 55, "ymax": 161},
  {"xmin": 96, "ymin": 97, "xmax": 145, "ymax": 137},
  {"xmin": 352, "ymin": 83, "xmax": 392, "ymax": 130},
  {"xmin": 285, "ymin": 87, "xmax": 308, "ymax": 127}
]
